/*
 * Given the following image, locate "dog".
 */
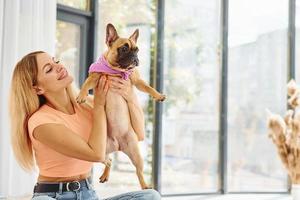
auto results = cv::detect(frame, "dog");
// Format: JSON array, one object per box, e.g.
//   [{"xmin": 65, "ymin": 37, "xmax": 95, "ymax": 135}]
[{"xmin": 76, "ymin": 23, "xmax": 166, "ymax": 189}]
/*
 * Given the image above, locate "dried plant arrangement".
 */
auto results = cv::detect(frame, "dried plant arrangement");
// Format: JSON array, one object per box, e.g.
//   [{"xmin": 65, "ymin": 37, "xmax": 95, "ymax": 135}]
[{"xmin": 267, "ymin": 79, "xmax": 300, "ymax": 184}]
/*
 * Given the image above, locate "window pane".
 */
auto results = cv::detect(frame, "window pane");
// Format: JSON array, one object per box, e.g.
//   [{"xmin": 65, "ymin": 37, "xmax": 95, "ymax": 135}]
[
  {"xmin": 296, "ymin": 0, "xmax": 300, "ymax": 82},
  {"xmin": 57, "ymin": 0, "xmax": 90, "ymax": 11},
  {"xmin": 228, "ymin": 0, "xmax": 288, "ymax": 192},
  {"xmin": 93, "ymin": 0, "xmax": 155, "ymax": 197},
  {"xmin": 162, "ymin": 0, "xmax": 221, "ymax": 194},
  {"xmin": 55, "ymin": 20, "xmax": 81, "ymax": 87}
]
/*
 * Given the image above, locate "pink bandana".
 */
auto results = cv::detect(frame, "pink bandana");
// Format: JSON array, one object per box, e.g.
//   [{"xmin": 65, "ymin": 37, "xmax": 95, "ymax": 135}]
[{"xmin": 88, "ymin": 55, "xmax": 133, "ymax": 80}]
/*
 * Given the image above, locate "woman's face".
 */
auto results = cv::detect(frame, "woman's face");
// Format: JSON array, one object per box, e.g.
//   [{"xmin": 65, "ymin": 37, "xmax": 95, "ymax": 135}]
[{"xmin": 35, "ymin": 53, "xmax": 73, "ymax": 95}]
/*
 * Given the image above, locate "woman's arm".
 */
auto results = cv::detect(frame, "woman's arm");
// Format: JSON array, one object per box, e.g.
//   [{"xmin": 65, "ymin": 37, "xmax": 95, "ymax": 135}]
[
  {"xmin": 108, "ymin": 76, "xmax": 145, "ymax": 141},
  {"xmin": 33, "ymin": 76, "xmax": 109, "ymax": 162}
]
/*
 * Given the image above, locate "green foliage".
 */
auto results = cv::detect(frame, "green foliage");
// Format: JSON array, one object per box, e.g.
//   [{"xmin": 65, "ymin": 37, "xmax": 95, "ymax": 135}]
[{"xmin": 164, "ymin": 68, "xmax": 202, "ymax": 115}]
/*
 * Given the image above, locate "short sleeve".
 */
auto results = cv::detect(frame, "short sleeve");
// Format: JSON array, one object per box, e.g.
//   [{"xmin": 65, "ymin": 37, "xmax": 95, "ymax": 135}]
[{"xmin": 28, "ymin": 111, "xmax": 62, "ymax": 140}]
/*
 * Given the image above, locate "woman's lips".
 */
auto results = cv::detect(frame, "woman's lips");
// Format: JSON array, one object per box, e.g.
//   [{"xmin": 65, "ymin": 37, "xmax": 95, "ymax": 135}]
[{"xmin": 58, "ymin": 70, "xmax": 68, "ymax": 80}]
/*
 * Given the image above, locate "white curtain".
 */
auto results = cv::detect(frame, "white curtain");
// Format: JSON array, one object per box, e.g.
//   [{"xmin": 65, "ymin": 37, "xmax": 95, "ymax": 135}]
[{"xmin": 0, "ymin": 0, "xmax": 56, "ymax": 198}]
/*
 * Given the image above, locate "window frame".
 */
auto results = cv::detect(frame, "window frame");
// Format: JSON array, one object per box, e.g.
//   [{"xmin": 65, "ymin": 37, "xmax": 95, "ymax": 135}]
[{"xmin": 56, "ymin": 1, "xmax": 97, "ymax": 86}]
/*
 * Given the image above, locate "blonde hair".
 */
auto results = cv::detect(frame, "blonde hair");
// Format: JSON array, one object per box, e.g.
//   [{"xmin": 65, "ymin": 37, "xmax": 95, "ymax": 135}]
[{"xmin": 9, "ymin": 51, "xmax": 79, "ymax": 171}]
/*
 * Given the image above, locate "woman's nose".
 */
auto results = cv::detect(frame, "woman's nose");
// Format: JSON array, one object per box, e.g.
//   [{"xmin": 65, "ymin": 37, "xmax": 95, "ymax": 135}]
[{"xmin": 55, "ymin": 65, "xmax": 63, "ymax": 72}]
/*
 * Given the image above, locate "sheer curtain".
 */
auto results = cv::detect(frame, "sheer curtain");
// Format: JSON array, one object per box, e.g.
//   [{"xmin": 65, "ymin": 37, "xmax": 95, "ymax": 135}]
[{"xmin": 0, "ymin": 0, "xmax": 56, "ymax": 198}]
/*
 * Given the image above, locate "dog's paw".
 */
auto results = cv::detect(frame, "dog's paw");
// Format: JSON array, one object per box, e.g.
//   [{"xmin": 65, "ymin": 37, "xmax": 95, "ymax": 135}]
[
  {"xmin": 99, "ymin": 173, "xmax": 109, "ymax": 183},
  {"xmin": 141, "ymin": 185, "xmax": 152, "ymax": 190},
  {"xmin": 76, "ymin": 92, "xmax": 88, "ymax": 104},
  {"xmin": 154, "ymin": 94, "xmax": 166, "ymax": 102}
]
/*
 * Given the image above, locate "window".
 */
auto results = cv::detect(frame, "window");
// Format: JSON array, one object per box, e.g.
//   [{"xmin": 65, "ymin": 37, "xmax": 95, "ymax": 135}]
[
  {"xmin": 57, "ymin": 0, "xmax": 91, "ymax": 11},
  {"xmin": 296, "ymin": 0, "xmax": 300, "ymax": 82},
  {"xmin": 56, "ymin": 21, "xmax": 81, "ymax": 86},
  {"xmin": 227, "ymin": 0, "xmax": 288, "ymax": 192},
  {"xmin": 55, "ymin": 0, "xmax": 297, "ymax": 197},
  {"xmin": 93, "ymin": 0, "xmax": 155, "ymax": 197},
  {"xmin": 161, "ymin": 0, "xmax": 221, "ymax": 194},
  {"xmin": 55, "ymin": 1, "xmax": 95, "ymax": 87}
]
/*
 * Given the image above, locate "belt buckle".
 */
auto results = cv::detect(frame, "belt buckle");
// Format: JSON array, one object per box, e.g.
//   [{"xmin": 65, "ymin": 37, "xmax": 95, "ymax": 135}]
[{"xmin": 66, "ymin": 181, "xmax": 81, "ymax": 191}]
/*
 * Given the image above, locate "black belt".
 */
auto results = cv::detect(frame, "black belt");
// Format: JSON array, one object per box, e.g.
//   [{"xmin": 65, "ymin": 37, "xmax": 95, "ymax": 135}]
[{"xmin": 34, "ymin": 178, "xmax": 91, "ymax": 193}]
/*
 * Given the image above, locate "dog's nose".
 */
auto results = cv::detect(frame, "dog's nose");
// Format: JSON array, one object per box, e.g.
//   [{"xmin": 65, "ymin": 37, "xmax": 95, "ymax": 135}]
[
  {"xmin": 133, "ymin": 58, "xmax": 139, "ymax": 66},
  {"xmin": 133, "ymin": 47, "xmax": 139, "ymax": 53}
]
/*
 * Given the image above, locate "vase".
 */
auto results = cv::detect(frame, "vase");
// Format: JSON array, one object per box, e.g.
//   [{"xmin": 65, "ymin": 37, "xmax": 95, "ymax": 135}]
[{"xmin": 292, "ymin": 184, "xmax": 300, "ymax": 200}]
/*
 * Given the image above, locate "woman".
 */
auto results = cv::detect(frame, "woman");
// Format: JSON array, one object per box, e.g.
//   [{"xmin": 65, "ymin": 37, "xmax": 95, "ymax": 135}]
[{"xmin": 10, "ymin": 51, "xmax": 161, "ymax": 200}]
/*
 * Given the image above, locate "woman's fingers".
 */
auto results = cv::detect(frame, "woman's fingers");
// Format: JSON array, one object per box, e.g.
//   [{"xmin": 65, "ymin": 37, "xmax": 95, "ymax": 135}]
[
  {"xmin": 109, "ymin": 79, "xmax": 128, "ymax": 88},
  {"xmin": 107, "ymin": 76, "xmax": 125, "ymax": 84},
  {"xmin": 98, "ymin": 76, "xmax": 107, "ymax": 90},
  {"xmin": 108, "ymin": 78, "xmax": 133, "ymax": 102},
  {"xmin": 103, "ymin": 81, "xmax": 109, "ymax": 94},
  {"xmin": 109, "ymin": 79, "xmax": 131, "ymax": 90},
  {"xmin": 110, "ymin": 88, "xmax": 122, "ymax": 95},
  {"xmin": 109, "ymin": 81, "xmax": 123, "ymax": 89}
]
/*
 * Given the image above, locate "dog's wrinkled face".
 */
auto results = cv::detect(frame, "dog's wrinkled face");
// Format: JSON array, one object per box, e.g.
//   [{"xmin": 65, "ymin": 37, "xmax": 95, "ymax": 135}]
[
  {"xmin": 117, "ymin": 40, "xmax": 139, "ymax": 69},
  {"xmin": 105, "ymin": 24, "xmax": 139, "ymax": 70}
]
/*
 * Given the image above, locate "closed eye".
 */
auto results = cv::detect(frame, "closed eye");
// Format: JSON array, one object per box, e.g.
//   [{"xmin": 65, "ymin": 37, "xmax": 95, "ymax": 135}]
[{"xmin": 46, "ymin": 66, "xmax": 53, "ymax": 73}]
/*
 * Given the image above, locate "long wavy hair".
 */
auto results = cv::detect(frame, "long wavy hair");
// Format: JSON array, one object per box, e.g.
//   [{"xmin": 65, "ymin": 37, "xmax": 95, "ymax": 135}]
[{"xmin": 9, "ymin": 51, "xmax": 79, "ymax": 171}]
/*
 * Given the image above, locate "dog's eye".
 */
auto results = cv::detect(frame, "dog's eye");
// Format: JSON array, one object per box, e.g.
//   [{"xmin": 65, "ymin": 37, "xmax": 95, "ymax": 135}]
[{"xmin": 121, "ymin": 45, "xmax": 129, "ymax": 52}]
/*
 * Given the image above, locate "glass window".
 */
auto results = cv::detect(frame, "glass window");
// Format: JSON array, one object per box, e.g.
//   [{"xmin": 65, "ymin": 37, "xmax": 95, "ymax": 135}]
[
  {"xmin": 228, "ymin": 0, "xmax": 288, "ymax": 192},
  {"xmin": 162, "ymin": 0, "xmax": 221, "ymax": 194},
  {"xmin": 55, "ymin": 20, "xmax": 81, "ymax": 87},
  {"xmin": 296, "ymin": 0, "xmax": 300, "ymax": 82},
  {"xmin": 93, "ymin": 0, "xmax": 155, "ymax": 197},
  {"xmin": 57, "ymin": 0, "xmax": 90, "ymax": 11}
]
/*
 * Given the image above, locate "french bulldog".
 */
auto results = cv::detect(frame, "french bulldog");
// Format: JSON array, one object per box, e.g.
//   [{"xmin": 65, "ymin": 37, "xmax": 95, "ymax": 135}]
[{"xmin": 77, "ymin": 23, "xmax": 166, "ymax": 189}]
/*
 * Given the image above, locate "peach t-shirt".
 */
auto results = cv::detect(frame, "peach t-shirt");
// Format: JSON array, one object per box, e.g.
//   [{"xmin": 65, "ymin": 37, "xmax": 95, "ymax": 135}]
[{"xmin": 28, "ymin": 103, "xmax": 93, "ymax": 177}]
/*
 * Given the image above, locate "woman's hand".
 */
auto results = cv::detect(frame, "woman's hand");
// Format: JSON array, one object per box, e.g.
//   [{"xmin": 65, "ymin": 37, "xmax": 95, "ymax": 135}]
[
  {"xmin": 108, "ymin": 76, "xmax": 135, "ymax": 103},
  {"xmin": 108, "ymin": 76, "xmax": 145, "ymax": 140},
  {"xmin": 94, "ymin": 75, "xmax": 109, "ymax": 106}
]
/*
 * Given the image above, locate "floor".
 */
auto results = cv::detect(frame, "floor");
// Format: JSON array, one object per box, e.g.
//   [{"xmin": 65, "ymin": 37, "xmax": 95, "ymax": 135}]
[
  {"xmin": 163, "ymin": 194, "xmax": 292, "ymax": 200},
  {"xmin": 1, "ymin": 194, "xmax": 292, "ymax": 200}
]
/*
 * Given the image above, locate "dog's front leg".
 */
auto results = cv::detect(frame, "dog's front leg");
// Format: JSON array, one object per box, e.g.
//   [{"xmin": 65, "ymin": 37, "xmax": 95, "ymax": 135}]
[
  {"xmin": 77, "ymin": 73, "xmax": 101, "ymax": 103},
  {"xmin": 134, "ymin": 79, "xmax": 166, "ymax": 102}
]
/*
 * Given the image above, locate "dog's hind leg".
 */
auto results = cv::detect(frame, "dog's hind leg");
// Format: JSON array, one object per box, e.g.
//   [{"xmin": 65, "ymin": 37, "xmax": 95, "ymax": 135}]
[
  {"xmin": 99, "ymin": 156, "xmax": 112, "ymax": 183},
  {"xmin": 99, "ymin": 137, "xmax": 119, "ymax": 183},
  {"xmin": 121, "ymin": 133, "xmax": 150, "ymax": 189}
]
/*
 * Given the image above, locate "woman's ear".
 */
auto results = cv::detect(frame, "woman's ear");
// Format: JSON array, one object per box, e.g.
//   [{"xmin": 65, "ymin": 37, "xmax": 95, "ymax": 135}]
[{"xmin": 32, "ymin": 86, "xmax": 44, "ymax": 95}]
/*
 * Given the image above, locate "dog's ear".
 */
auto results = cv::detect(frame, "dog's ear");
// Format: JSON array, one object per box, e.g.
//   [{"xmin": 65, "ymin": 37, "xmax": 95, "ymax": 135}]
[
  {"xmin": 129, "ymin": 29, "xmax": 139, "ymax": 43},
  {"xmin": 106, "ymin": 23, "xmax": 119, "ymax": 47}
]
